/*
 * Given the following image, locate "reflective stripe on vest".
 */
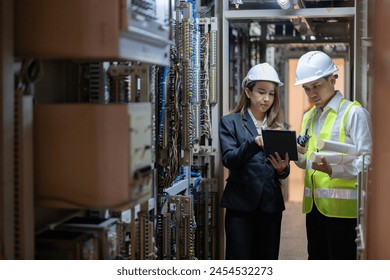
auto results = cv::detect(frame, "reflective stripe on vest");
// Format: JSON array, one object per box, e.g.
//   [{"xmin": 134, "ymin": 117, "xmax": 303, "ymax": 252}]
[
  {"xmin": 304, "ymin": 187, "xmax": 358, "ymax": 200},
  {"xmin": 301, "ymin": 99, "xmax": 361, "ymax": 218}
]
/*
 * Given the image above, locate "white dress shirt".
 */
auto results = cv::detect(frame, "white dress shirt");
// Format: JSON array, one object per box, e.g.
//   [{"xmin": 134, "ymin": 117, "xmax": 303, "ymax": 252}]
[
  {"xmin": 295, "ymin": 91, "xmax": 373, "ymax": 179},
  {"xmin": 248, "ymin": 108, "xmax": 267, "ymax": 135}
]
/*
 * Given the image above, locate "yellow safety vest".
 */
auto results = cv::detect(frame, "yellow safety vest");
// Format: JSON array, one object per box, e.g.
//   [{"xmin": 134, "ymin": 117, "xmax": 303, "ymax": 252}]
[{"xmin": 301, "ymin": 99, "xmax": 361, "ymax": 218}]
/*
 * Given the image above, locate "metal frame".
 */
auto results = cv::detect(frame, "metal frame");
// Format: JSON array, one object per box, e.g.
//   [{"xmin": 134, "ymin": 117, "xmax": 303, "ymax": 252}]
[
  {"xmin": 218, "ymin": 0, "xmax": 367, "ymax": 260},
  {"xmin": 354, "ymin": 0, "xmax": 370, "ymax": 108},
  {"xmin": 220, "ymin": 2, "xmax": 357, "ymax": 116},
  {"xmin": 0, "ymin": 0, "xmax": 15, "ymax": 260},
  {"xmin": 224, "ymin": 7, "xmax": 355, "ymax": 20}
]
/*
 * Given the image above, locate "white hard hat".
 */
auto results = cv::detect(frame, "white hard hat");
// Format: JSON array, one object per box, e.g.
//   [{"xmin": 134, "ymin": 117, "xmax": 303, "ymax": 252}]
[
  {"xmin": 242, "ymin": 62, "xmax": 284, "ymax": 89},
  {"xmin": 295, "ymin": 51, "xmax": 338, "ymax": 86}
]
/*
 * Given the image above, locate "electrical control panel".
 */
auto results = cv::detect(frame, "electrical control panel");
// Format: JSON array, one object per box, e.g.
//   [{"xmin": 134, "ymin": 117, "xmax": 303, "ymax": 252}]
[
  {"xmin": 57, "ymin": 217, "xmax": 119, "ymax": 260},
  {"xmin": 123, "ymin": 0, "xmax": 172, "ymax": 65},
  {"xmin": 128, "ymin": 102, "xmax": 154, "ymax": 205},
  {"xmin": 35, "ymin": 229, "xmax": 98, "ymax": 260}
]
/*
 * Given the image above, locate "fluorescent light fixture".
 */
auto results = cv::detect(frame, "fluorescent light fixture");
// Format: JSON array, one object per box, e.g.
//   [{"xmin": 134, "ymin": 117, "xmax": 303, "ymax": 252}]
[{"xmin": 277, "ymin": 0, "xmax": 291, "ymax": 10}]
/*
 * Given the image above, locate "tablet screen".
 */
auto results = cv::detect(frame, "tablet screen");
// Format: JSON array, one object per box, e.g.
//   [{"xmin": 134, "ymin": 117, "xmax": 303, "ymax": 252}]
[{"xmin": 261, "ymin": 129, "xmax": 298, "ymax": 161}]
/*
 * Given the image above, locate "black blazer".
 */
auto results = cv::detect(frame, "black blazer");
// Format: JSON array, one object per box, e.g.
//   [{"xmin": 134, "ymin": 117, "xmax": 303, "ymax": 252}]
[{"xmin": 219, "ymin": 110, "xmax": 287, "ymax": 213}]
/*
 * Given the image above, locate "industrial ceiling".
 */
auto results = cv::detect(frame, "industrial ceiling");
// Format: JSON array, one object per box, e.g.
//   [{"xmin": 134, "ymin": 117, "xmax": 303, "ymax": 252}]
[{"xmin": 227, "ymin": 0, "xmax": 355, "ymax": 46}]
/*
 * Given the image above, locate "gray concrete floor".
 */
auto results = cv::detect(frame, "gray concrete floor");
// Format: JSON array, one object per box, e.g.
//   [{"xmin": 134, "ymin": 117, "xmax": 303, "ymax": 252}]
[{"xmin": 279, "ymin": 200, "xmax": 308, "ymax": 260}]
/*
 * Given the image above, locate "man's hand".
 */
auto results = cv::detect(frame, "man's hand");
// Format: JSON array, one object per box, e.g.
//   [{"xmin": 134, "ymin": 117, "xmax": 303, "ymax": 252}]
[
  {"xmin": 312, "ymin": 156, "xmax": 332, "ymax": 176},
  {"xmin": 297, "ymin": 144, "xmax": 307, "ymax": 155}
]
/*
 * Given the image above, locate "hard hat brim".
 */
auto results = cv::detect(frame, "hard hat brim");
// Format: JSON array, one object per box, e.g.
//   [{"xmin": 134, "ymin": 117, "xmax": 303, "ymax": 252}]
[
  {"xmin": 242, "ymin": 63, "xmax": 284, "ymax": 88},
  {"xmin": 294, "ymin": 71, "xmax": 338, "ymax": 86},
  {"xmin": 242, "ymin": 79, "xmax": 284, "ymax": 88}
]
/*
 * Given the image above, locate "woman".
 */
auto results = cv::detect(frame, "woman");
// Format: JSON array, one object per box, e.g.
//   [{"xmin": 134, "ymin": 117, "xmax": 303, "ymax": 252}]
[{"xmin": 219, "ymin": 62, "xmax": 290, "ymax": 260}]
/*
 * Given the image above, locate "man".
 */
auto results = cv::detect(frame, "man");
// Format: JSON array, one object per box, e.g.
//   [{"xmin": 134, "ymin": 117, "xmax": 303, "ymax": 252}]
[{"xmin": 294, "ymin": 51, "xmax": 372, "ymax": 260}]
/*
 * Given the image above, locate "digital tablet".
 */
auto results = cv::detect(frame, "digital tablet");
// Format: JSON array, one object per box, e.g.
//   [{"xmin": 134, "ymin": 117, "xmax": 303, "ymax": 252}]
[{"xmin": 261, "ymin": 129, "xmax": 298, "ymax": 161}]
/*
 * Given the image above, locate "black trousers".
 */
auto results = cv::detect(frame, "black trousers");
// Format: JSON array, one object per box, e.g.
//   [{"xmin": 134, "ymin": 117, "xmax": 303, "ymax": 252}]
[
  {"xmin": 306, "ymin": 203, "xmax": 357, "ymax": 260},
  {"xmin": 225, "ymin": 207, "xmax": 282, "ymax": 260}
]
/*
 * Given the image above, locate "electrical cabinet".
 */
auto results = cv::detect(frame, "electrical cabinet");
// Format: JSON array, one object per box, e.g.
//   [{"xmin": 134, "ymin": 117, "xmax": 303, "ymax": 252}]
[
  {"xmin": 127, "ymin": 102, "xmax": 153, "ymax": 204},
  {"xmin": 35, "ymin": 229, "xmax": 98, "ymax": 260},
  {"xmin": 34, "ymin": 103, "xmax": 153, "ymax": 210},
  {"xmin": 57, "ymin": 217, "xmax": 119, "ymax": 260},
  {"xmin": 14, "ymin": 0, "xmax": 171, "ymax": 65}
]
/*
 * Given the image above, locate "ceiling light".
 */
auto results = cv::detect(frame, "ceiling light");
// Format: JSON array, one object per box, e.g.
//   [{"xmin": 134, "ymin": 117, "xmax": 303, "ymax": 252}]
[
  {"xmin": 230, "ymin": 0, "xmax": 243, "ymax": 9},
  {"xmin": 277, "ymin": 0, "xmax": 291, "ymax": 10}
]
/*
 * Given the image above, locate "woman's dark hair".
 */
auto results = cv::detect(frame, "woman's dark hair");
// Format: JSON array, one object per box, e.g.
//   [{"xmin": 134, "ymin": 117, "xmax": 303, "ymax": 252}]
[{"xmin": 230, "ymin": 81, "xmax": 285, "ymax": 129}]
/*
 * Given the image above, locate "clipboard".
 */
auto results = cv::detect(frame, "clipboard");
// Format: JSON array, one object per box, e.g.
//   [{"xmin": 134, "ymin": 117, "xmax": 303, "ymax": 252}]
[{"xmin": 261, "ymin": 129, "xmax": 298, "ymax": 161}]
